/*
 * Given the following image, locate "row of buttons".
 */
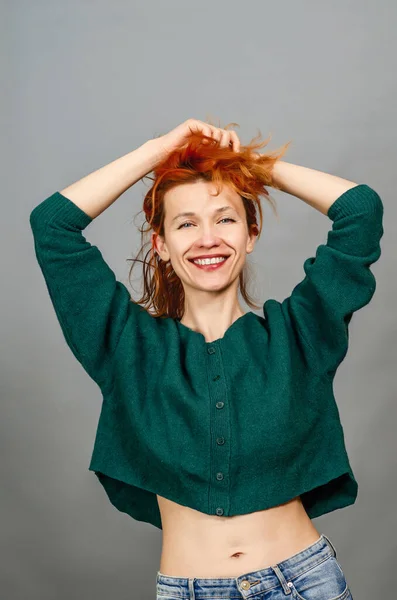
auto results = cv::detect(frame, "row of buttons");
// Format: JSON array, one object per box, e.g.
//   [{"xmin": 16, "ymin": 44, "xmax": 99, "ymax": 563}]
[
  {"xmin": 207, "ymin": 345, "xmax": 226, "ymax": 517},
  {"xmin": 216, "ymin": 428, "xmax": 225, "ymax": 515}
]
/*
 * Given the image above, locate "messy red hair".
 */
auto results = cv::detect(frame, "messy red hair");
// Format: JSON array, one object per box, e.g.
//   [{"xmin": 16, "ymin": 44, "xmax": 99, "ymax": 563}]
[{"xmin": 127, "ymin": 122, "xmax": 291, "ymax": 320}]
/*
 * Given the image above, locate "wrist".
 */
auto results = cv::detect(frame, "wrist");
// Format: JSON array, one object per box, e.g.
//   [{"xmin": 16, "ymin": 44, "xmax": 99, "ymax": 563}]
[
  {"xmin": 143, "ymin": 137, "xmax": 170, "ymax": 170},
  {"xmin": 270, "ymin": 161, "xmax": 289, "ymax": 191}
]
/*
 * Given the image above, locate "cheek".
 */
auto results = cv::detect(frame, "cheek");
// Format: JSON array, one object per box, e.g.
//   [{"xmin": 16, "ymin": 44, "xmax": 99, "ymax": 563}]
[
  {"xmin": 169, "ymin": 240, "xmax": 190, "ymax": 260},
  {"xmin": 231, "ymin": 233, "xmax": 249, "ymax": 253}
]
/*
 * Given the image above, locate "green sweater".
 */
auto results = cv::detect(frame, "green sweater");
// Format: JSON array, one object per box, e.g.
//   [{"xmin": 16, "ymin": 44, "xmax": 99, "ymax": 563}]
[{"xmin": 29, "ymin": 184, "xmax": 384, "ymax": 530}]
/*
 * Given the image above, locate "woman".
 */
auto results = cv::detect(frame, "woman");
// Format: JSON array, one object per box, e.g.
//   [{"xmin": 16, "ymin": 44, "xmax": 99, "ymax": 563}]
[{"xmin": 30, "ymin": 118, "xmax": 384, "ymax": 599}]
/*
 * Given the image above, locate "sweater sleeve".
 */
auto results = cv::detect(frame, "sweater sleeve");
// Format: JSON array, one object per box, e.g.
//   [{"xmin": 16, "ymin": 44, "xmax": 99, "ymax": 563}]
[
  {"xmin": 29, "ymin": 191, "xmax": 150, "ymax": 391},
  {"xmin": 276, "ymin": 184, "xmax": 384, "ymax": 379}
]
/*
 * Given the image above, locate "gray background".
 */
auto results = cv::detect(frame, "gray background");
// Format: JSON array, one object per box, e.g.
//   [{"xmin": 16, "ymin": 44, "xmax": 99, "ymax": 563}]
[{"xmin": 3, "ymin": 1, "xmax": 396, "ymax": 598}]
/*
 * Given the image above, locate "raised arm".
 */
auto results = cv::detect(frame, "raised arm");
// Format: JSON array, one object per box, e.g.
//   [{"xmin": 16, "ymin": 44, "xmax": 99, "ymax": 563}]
[
  {"xmin": 264, "ymin": 163, "xmax": 384, "ymax": 379},
  {"xmin": 29, "ymin": 140, "xmax": 163, "ymax": 391}
]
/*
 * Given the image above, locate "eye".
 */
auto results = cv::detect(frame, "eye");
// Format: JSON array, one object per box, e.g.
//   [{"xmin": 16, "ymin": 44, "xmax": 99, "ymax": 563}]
[
  {"xmin": 178, "ymin": 222, "xmax": 194, "ymax": 229},
  {"xmin": 177, "ymin": 218, "xmax": 236, "ymax": 230}
]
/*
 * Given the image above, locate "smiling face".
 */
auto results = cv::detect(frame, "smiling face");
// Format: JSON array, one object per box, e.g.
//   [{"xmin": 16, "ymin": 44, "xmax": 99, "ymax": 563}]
[{"xmin": 153, "ymin": 180, "xmax": 257, "ymax": 296}]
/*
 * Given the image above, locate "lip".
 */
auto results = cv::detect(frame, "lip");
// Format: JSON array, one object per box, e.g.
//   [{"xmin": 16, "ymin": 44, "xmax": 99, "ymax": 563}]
[
  {"xmin": 188, "ymin": 254, "xmax": 230, "ymax": 260},
  {"xmin": 188, "ymin": 255, "xmax": 231, "ymax": 271}
]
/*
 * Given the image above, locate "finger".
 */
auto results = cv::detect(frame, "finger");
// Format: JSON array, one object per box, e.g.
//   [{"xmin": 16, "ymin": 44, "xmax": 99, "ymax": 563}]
[
  {"xmin": 229, "ymin": 131, "xmax": 241, "ymax": 152},
  {"xmin": 203, "ymin": 125, "xmax": 213, "ymax": 141},
  {"xmin": 208, "ymin": 126, "xmax": 222, "ymax": 144},
  {"xmin": 188, "ymin": 120, "xmax": 208, "ymax": 136},
  {"xmin": 195, "ymin": 123, "xmax": 212, "ymax": 143},
  {"xmin": 218, "ymin": 129, "xmax": 231, "ymax": 148}
]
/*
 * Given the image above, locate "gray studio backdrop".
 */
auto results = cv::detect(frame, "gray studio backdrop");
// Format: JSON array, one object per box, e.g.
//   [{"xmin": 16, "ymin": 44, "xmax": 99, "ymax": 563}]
[{"xmin": 3, "ymin": 1, "xmax": 396, "ymax": 599}]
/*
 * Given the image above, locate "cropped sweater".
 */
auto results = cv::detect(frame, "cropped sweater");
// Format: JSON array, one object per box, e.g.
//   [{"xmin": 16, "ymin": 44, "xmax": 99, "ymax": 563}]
[{"xmin": 29, "ymin": 184, "xmax": 384, "ymax": 530}]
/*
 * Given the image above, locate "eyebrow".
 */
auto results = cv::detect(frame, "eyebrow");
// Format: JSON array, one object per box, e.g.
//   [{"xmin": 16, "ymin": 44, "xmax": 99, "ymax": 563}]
[{"xmin": 171, "ymin": 205, "xmax": 238, "ymax": 223}]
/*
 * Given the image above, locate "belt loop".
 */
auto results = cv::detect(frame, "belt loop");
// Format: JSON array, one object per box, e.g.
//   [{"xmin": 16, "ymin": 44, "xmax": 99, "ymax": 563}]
[
  {"xmin": 188, "ymin": 577, "xmax": 196, "ymax": 599},
  {"xmin": 322, "ymin": 533, "xmax": 337, "ymax": 558},
  {"xmin": 270, "ymin": 564, "xmax": 293, "ymax": 594}
]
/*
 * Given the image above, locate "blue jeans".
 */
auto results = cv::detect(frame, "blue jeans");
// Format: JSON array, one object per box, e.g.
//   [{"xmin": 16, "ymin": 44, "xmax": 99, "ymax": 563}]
[{"xmin": 156, "ymin": 533, "xmax": 353, "ymax": 599}]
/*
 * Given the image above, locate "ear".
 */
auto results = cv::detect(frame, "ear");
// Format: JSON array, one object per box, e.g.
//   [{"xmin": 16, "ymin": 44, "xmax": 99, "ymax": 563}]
[
  {"xmin": 245, "ymin": 225, "xmax": 258, "ymax": 255},
  {"xmin": 152, "ymin": 232, "xmax": 170, "ymax": 262}
]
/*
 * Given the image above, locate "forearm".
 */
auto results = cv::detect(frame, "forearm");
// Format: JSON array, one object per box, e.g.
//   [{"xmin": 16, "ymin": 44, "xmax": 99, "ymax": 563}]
[
  {"xmin": 271, "ymin": 161, "xmax": 359, "ymax": 216},
  {"xmin": 59, "ymin": 139, "xmax": 160, "ymax": 219}
]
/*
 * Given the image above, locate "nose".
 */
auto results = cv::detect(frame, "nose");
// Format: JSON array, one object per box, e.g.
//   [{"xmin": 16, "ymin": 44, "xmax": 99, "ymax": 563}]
[{"xmin": 195, "ymin": 225, "xmax": 223, "ymax": 245}]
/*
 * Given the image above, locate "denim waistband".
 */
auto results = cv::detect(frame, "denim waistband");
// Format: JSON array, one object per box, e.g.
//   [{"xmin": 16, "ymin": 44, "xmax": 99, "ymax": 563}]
[{"xmin": 156, "ymin": 533, "xmax": 338, "ymax": 599}]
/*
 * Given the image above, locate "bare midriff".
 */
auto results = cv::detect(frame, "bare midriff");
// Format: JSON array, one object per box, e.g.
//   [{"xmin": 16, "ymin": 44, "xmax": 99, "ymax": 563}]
[{"xmin": 157, "ymin": 494, "xmax": 321, "ymax": 579}]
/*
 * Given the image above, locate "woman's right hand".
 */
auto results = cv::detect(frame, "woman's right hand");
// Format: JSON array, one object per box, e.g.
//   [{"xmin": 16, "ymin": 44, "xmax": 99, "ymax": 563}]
[{"xmin": 150, "ymin": 118, "xmax": 242, "ymax": 165}]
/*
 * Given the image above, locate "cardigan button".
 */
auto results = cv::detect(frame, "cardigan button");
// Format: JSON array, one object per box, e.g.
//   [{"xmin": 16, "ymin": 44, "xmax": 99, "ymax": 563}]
[
  {"xmin": 216, "ymin": 437, "xmax": 225, "ymax": 445},
  {"xmin": 207, "ymin": 346, "xmax": 216, "ymax": 354},
  {"xmin": 216, "ymin": 507, "xmax": 224, "ymax": 516},
  {"xmin": 216, "ymin": 472, "xmax": 224, "ymax": 480},
  {"xmin": 216, "ymin": 401, "xmax": 224, "ymax": 409},
  {"xmin": 213, "ymin": 374, "xmax": 221, "ymax": 381}
]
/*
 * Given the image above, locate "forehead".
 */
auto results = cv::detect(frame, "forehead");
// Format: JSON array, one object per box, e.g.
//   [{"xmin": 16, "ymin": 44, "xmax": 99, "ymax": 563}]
[{"xmin": 164, "ymin": 180, "xmax": 242, "ymax": 214}]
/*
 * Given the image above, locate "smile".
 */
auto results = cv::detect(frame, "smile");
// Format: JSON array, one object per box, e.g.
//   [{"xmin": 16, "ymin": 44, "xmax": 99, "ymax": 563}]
[{"xmin": 188, "ymin": 256, "xmax": 231, "ymax": 271}]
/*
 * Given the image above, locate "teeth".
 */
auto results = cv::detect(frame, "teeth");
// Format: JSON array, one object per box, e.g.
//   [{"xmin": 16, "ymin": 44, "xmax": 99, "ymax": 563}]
[{"xmin": 193, "ymin": 256, "xmax": 227, "ymax": 265}]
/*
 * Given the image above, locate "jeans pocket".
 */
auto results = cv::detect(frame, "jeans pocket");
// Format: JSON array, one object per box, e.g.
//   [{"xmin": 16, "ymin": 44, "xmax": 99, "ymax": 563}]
[
  {"xmin": 156, "ymin": 583, "xmax": 186, "ymax": 600},
  {"xmin": 287, "ymin": 555, "xmax": 351, "ymax": 600},
  {"xmin": 156, "ymin": 591, "xmax": 184, "ymax": 600}
]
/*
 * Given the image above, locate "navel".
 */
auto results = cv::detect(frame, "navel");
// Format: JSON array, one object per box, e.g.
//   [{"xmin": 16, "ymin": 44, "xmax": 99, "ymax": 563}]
[{"xmin": 230, "ymin": 551, "xmax": 245, "ymax": 558}]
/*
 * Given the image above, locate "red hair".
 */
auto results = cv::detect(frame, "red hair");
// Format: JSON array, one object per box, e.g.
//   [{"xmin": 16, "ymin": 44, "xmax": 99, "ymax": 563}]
[{"xmin": 127, "ymin": 123, "xmax": 291, "ymax": 320}]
